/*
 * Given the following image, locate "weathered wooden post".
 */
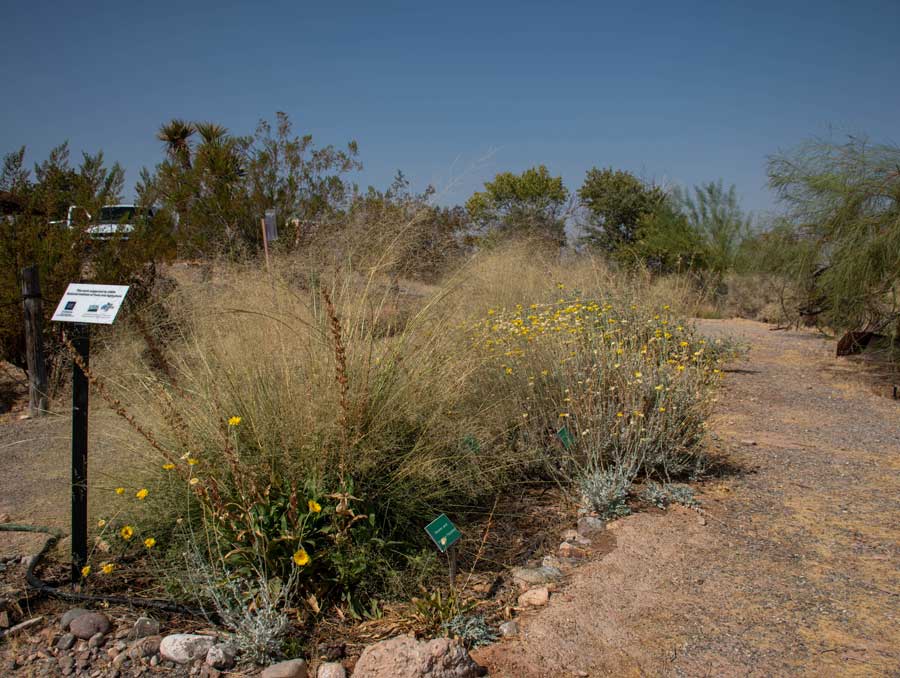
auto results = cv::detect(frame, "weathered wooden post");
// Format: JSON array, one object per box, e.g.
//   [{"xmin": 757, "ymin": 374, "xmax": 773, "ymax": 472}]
[{"xmin": 21, "ymin": 265, "xmax": 48, "ymax": 417}]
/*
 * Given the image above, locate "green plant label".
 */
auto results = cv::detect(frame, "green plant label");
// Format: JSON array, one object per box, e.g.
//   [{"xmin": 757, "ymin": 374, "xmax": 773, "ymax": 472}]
[
  {"xmin": 557, "ymin": 425, "xmax": 574, "ymax": 450},
  {"xmin": 425, "ymin": 514, "xmax": 461, "ymax": 553}
]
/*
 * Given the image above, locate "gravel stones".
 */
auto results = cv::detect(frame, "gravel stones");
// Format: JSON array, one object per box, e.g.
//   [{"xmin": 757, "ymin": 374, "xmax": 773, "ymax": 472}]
[
  {"xmin": 317, "ymin": 662, "xmax": 347, "ymax": 678},
  {"xmin": 510, "ymin": 565, "xmax": 563, "ymax": 590},
  {"xmin": 260, "ymin": 658, "xmax": 309, "ymax": 678},
  {"xmin": 60, "ymin": 609, "xmax": 89, "ymax": 631},
  {"xmin": 205, "ymin": 644, "xmax": 236, "ymax": 670},
  {"xmin": 130, "ymin": 616, "xmax": 159, "ymax": 639},
  {"xmin": 159, "ymin": 633, "xmax": 216, "ymax": 664},
  {"xmin": 517, "ymin": 587, "xmax": 550, "ymax": 607},
  {"xmin": 353, "ymin": 635, "xmax": 483, "ymax": 678},
  {"xmin": 68, "ymin": 612, "xmax": 111, "ymax": 640},
  {"xmin": 498, "ymin": 621, "xmax": 519, "ymax": 637},
  {"xmin": 576, "ymin": 516, "xmax": 606, "ymax": 537}
]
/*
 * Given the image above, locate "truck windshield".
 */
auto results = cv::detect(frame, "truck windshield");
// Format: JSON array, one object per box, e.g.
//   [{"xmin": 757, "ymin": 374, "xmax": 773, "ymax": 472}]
[{"xmin": 98, "ymin": 206, "xmax": 136, "ymax": 223}]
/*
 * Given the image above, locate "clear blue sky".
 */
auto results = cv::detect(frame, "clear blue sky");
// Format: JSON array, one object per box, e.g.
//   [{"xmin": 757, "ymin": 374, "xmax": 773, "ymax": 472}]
[{"xmin": 3, "ymin": 0, "xmax": 898, "ymax": 220}]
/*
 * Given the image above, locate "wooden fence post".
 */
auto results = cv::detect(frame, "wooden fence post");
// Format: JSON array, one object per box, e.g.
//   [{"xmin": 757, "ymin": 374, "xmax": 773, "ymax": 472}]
[{"xmin": 21, "ymin": 265, "xmax": 48, "ymax": 417}]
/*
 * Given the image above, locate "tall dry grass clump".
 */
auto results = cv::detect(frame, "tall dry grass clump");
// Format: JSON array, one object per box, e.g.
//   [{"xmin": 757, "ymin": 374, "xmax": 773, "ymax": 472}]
[{"xmin": 90, "ymin": 241, "xmax": 728, "ymax": 614}]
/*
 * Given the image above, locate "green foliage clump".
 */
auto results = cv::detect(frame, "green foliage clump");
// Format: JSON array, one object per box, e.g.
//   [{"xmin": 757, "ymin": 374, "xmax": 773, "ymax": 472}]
[
  {"xmin": 466, "ymin": 165, "xmax": 570, "ymax": 245},
  {"xmin": 0, "ymin": 143, "xmax": 172, "ymax": 370},
  {"xmin": 577, "ymin": 167, "xmax": 665, "ymax": 252},
  {"xmin": 768, "ymin": 137, "xmax": 900, "ymax": 335}
]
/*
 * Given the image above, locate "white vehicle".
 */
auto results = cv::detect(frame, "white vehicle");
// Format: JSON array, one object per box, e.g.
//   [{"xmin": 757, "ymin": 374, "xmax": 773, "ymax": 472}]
[{"xmin": 86, "ymin": 204, "xmax": 145, "ymax": 240}]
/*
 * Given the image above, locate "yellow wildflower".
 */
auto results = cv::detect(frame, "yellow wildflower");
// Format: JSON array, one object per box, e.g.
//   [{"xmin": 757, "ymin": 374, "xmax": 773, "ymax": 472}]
[
  {"xmin": 292, "ymin": 549, "xmax": 310, "ymax": 566},
  {"xmin": 187, "ymin": 458, "xmax": 199, "ymax": 466},
  {"xmin": 115, "ymin": 487, "xmax": 125, "ymax": 495},
  {"xmin": 97, "ymin": 519, "xmax": 106, "ymax": 528},
  {"xmin": 144, "ymin": 537, "xmax": 156, "ymax": 549},
  {"xmin": 101, "ymin": 562, "xmax": 114, "ymax": 575},
  {"xmin": 228, "ymin": 416, "xmax": 242, "ymax": 426},
  {"xmin": 308, "ymin": 499, "xmax": 322, "ymax": 513},
  {"xmin": 135, "ymin": 488, "xmax": 148, "ymax": 500},
  {"xmin": 81, "ymin": 565, "xmax": 91, "ymax": 578},
  {"xmin": 162, "ymin": 463, "xmax": 175, "ymax": 471},
  {"xmin": 120, "ymin": 525, "xmax": 134, "ymax": 540}
]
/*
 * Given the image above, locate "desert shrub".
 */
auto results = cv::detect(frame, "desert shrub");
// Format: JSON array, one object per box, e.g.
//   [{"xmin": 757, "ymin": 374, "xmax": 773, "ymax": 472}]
[{"xmin": 83, "ymin": 242, "xmax": 725, "ymax": 618}]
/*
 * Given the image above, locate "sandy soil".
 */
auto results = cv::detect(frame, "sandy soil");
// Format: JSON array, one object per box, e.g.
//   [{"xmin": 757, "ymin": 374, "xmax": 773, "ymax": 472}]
[{"xmin": 473, "ymin": 319, "xmax": 900, "ymax": 677}]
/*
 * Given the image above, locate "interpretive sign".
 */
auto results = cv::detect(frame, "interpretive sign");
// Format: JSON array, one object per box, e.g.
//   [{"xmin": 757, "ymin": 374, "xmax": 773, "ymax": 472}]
[
  {"xmin": 52, "ymin": 284, "xmax": 129, "ymax": 325},
  {"xmin": 425, "ymin": 514, "xmax": 461, "ymax": 553}
]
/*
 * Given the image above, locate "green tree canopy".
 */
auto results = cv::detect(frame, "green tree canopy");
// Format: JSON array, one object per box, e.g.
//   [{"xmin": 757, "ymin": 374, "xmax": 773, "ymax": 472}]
[
  {"xmin": 466, "ymin": 165, "xmax": 569, "ymax": 245},
  {"xmin": 768, "ymin": 137, "xmax": 900, "ymax": 333},
  {"xmin": 142, "ymin": 112, "xmax": 360, "ymax": 256},
  {"xmin": 577, "ymin": 167, "xmax": 665, "ymax": 251}
]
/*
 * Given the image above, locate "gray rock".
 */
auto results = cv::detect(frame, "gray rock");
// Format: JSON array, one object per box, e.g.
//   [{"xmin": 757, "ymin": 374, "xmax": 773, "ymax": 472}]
[
  {"xmin": 56, "ymin": 633, "xmax": 76, "ymax": 651},
  {"xmin": 60, "ymin": 609, "xmax": 89, "ymax": 631},
  {"xmin": 510, "ymin": 565, "xmax": 562, "ymax": 589},
  {"xmin": 498, "ymin": 621, "xmax": 519, "ymax": 637},
  {"xmin": 317, "ymin": 662, "xmax": 346, "ymax": 678},
  {"xmin": 159, "ymin": 634, "xmax": 215, "ymax": 664},
  {"xmin": 353, "ymin": 635, "xmax": 483, "ymax": 678},
  {"xmin": 576, "ymin": 516, "xmax": 606, "ymax": 538},
  {"xmin": 130, "ymin": 616, "xmax": 159, "ymax": 639},
  {"xmin": 88, "ymin": 631, "xmax": 106, "ymax": 648},
  {"xmin": 128, "ymin": 635, "xmax": 162, "ymax": 660},
  {"xmin": 260, "ymin": 658, "xmax": 308, "ymax": 678},
  {"xmin": 205, "ymin": 644, "xmax": 236, "ymax": 670},
  {"xmin": 69, "ymin": 612, "xmax": 111, "ymax": 640}
]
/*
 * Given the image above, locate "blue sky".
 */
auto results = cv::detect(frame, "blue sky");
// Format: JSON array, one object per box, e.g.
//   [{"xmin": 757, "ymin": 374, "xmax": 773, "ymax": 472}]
[{"xmin": 2, "ymin": 0, "xmax": 898, "ymax": 220}]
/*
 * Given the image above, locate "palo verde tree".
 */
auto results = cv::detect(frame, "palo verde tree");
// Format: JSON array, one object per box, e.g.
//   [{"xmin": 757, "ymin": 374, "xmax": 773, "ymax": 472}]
[
  {"xmin": 466, "ymin": 165, "xmax": 570, "ymax": 246},
  {"xmin": 674, "ymin": 181, "xmax": 752, "ymax": 277},
  {"xmin": 768, "ymin": 137, "xmax": 900, "ymax": 335},
  {"xmin": 577, "ymin": 167, "xmax": 665, "ymax": 252}
]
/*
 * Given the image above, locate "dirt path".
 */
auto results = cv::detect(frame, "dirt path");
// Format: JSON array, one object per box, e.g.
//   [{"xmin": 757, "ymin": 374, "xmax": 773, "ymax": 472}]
[{"xmin": 474, "ymin": 319, "xmax": 900, "ymax": 677}]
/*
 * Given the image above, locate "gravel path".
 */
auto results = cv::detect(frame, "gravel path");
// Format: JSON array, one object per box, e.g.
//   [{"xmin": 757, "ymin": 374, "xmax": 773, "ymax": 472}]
[{"xmin": 474, "ymin": 319, "xmax": 900, "ymax": 677}]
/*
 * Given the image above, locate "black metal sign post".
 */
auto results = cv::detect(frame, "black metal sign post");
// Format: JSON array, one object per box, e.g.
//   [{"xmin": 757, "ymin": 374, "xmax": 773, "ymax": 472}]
[
  {"xmin": 50, "ymin": 282, "xmax": 130, "ymax": 583},
  {"xmin": 70, "ymin": 323, "xmax": 90, "ymax": 582}
]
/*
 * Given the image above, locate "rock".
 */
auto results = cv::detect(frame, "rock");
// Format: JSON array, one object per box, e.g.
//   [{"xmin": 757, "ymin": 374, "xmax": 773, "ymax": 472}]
[
  {"xmin": 130, "ymin": 616, "xmax": 159, "ymax": 639},
  {"xmin": 56, "ymin": 633, "xmax": 76, "ymax": 651},
  {"xmin": 205, "ymin": 644, "xmax": 236, "ymax": 670},
  {"xmin": 69, "ymin": 612, "xmax": 111, "ymax": 640},
  {"xmin": 353, "ymin": 635, "xmax": 483, "ymax": 678},
  {"xmin": 88, "ymin": 631, "xmax": 106, "ymax": 648},
  {"xmin": 558, "ymin": 541, "xmax": 588, "ymax": 559},
  {"xmin": 159, "ymin": 634, "xmax": 215, "ymax": 664},
  {"xmin": 60, "ymin": 609, "xmax": 89, "ymax": 631},
  {"xmin": 510, "ymin": 565, "xmax": 562, "ymax": 590},
  {"xmin": 740, "ymin": 439, "xmax": 757, "ymax": 446},
  {"xmin": 128, "ymin": 635, "xmax": 162, "ymax": 660},
  {"xmin": 318, "ymin": 662, "xmax": 346, "ymax": 678},
  {"xmin": 576, "ymin": 516, "xmax": 605, "ymax": 538},
  {"xmin": 317, "ymin": 642, "xmax": 346, "ymax": 661},
  {"xmin": 517, "ymin": 587, "xmax": 550, "ymax": 607},
  {"xmin": 260, "ymin": 658, "xmax": 308, "ymax": 678},
  {"xmin": 498, "ymin": 621, "xmax": 519, "ymax": 637},
  {"xmin": 0, "ymin": 513, "xmax": 10, "ymax": 523}
]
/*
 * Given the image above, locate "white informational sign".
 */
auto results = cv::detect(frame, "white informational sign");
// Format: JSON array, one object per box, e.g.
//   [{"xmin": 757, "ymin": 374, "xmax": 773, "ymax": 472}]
[
  {"xmin": 51, "ymin": 284, "xmax": 130, "ymax": 325},
  {"xmin": 264, "ymin": 208, "xmax": 278, "ymax": 242}
]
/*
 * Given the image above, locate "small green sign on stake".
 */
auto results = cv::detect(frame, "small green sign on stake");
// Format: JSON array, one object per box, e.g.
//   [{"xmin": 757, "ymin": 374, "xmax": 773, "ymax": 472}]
[
  {"xmin": 425, "ymin": 514, "xmax": 461, "ymax": 554},
  {"xmin": 557, "ymin": 425, "xmax": 574, "ymax": 450}
]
